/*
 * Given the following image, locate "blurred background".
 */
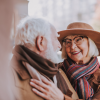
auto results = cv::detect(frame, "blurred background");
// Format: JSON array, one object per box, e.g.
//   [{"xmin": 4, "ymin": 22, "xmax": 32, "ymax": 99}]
[
  {"xmin": 11, "ymin": 0, "xmax": 100, "ymax": 61},
  {"xmin": 12, "ymin": 0, "xmax": 100, "ymax": 33}
]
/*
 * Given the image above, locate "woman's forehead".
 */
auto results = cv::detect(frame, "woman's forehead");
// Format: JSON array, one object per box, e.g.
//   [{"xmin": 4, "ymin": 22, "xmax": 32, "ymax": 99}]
[{"xmin": 64, "ymin": 35, "xmax": 83, "ymax": 39}]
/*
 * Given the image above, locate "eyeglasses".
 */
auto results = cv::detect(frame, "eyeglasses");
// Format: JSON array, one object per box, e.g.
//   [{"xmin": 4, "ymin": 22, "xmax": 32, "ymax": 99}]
[{"xmin": 62, "ymin": 36, "xmax": 88, "ymax": 48}]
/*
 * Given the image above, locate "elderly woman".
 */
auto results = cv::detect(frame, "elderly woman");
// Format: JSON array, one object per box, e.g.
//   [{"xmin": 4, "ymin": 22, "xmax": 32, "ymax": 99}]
[
  {"xmin": 58, "ymin": 22, "xmax": 100, "ymax": 100},
  {"xmin": 30, "ymin": 22, "xmax": 100, "ymax": 100}
]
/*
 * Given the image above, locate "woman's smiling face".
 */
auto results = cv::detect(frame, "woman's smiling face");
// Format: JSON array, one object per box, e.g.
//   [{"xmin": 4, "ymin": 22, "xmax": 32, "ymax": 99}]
[{"xmin": 64, "ymin": 35, "xmax": 90, "ymax": 64}]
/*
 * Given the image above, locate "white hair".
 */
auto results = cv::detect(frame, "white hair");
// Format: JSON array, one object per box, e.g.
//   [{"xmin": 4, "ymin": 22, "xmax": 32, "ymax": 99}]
[
  {"xmin": 88, "ymin": 38, "xmax": 99, "ymax": 57},
  {"xmin": 62, "ymin": 37, "xmax": 99, "ymax": 59},
  {"xmin": 15, "ymin": 16, "xmax": 52, "ymax": 47},
  {"xmin": 44, "ymin": 38, "xmax": 61, "ymax": 63}
]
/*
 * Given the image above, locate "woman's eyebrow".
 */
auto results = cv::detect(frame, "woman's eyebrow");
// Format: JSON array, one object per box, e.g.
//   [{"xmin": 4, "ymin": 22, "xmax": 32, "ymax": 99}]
[
  {"xmin": 63, "ymin": 37, "xmax": 69, "ymax": 40},
  {"xmin": 64, "ymin": 38, "xmax": 72, "ymax": 41},
  {"xmin": 64, "ymin": 36, "xmax": 80, "ymax": 41},
  {"xmin": 73, "ymin": 35, "xmax": 83, "ymax": 40}
]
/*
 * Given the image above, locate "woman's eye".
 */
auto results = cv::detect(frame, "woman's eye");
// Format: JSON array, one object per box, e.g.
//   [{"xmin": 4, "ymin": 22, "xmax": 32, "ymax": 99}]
[{"xmin": 76, "ymin": 38, "xmax": 82, "ymax": 42}]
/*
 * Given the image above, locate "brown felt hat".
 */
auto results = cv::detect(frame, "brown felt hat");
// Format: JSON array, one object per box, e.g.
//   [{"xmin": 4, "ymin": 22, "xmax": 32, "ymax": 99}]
[{"xmin": 58, "ymin": 22, "xmax": 100, "ymax": 55}]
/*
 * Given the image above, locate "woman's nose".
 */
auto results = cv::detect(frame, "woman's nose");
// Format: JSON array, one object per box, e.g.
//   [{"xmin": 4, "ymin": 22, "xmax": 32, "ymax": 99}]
[{"xmin": 71, "ymin": 41, "xmax": 77, "ymax": 49}]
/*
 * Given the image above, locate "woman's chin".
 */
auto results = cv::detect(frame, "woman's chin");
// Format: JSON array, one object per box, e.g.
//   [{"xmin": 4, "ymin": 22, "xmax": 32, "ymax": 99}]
[{"xmin": 71, "ymin": 57, "xmax": 83, "ymax": 63}]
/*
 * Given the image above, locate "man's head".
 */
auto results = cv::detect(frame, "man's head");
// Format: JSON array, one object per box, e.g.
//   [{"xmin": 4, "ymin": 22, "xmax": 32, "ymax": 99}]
[{"xmin": 15, "ymin": 16, "xmax": 61, "ymax": 63}]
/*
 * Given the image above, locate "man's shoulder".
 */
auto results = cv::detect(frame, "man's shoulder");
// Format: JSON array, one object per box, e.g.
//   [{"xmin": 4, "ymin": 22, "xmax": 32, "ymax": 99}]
[{"xmin": 11, "ymin": 61, "xmax": 44, "ymax": 100}]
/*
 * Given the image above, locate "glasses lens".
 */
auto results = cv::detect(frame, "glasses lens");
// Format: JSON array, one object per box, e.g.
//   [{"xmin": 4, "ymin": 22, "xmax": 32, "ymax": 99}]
[
  {"xmin": 74, "ymin": 36, "xmax": 83, "ymax": 44},
  {"xmin": 65, "ymin": 39, "xmax": 72, "ymax": 47}
]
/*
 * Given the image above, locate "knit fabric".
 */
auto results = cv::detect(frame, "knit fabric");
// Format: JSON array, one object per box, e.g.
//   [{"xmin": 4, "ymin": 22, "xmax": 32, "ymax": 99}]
[{"xmin": 63, "ymin": 57, "xmax": 99, "ymax": 100}]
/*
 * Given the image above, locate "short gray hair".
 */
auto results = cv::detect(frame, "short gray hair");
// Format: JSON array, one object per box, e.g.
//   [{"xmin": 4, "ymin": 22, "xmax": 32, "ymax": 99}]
[
  {"xmin": 15, "ymin": 16, "xmax": 52, "ymax": 47},
  {"xmin": 62, "ymin": 37, "xmax": 99, "ymax": 59}
]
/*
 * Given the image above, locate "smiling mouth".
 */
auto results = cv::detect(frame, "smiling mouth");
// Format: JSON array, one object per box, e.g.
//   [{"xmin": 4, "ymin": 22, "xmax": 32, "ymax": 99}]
[{"xmin": 71, "ymin": 51, "xmax": 81, "ymax": 55}]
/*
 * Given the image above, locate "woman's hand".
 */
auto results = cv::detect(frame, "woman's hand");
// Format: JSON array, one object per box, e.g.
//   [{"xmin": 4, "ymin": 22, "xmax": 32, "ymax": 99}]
[{"xmin": 30, "ymin": 77, "xmax": 64, "ymax": 100}]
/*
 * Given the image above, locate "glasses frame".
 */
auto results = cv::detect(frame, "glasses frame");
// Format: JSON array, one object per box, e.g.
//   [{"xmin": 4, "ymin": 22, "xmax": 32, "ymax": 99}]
[{"xmin": 62, "ymin": 36, "xmax": 88, "ymax": 47}]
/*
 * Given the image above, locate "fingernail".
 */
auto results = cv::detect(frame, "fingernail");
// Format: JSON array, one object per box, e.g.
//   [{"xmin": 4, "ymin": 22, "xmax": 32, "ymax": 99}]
[
  {"xmin": 32, "ymin": 88, "xmax": 36, "ymax": 91},
  {"xmin": 30, "ymin": 82, "xmax": 33, "ymax": 85},
  {"xmin": 31, "ymin": 79, "xmax": 34, "ymax": 81}
]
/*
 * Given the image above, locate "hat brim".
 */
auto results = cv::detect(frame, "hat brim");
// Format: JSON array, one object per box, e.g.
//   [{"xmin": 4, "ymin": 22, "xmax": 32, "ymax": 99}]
[{"xmin": 58, "ymin": 29, "xmax": 100, "ymax": 56}]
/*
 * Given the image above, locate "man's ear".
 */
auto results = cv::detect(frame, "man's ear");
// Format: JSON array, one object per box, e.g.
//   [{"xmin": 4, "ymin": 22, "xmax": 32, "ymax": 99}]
[{"xmin": 36, "ymin": 36, "xmax": 47, "ymax": 52}]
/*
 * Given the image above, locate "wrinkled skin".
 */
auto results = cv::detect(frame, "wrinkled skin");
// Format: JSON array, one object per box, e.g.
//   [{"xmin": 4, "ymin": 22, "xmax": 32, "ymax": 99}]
[{"xmin": 30, "ymin": 77, "xmax": 64, "ymax": 100}]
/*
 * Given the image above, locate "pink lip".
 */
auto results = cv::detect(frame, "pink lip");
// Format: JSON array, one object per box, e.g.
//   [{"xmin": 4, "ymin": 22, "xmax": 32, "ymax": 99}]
[{"xmin": 71, "ymin": 51, "xmax": 81, "ymax": 55}]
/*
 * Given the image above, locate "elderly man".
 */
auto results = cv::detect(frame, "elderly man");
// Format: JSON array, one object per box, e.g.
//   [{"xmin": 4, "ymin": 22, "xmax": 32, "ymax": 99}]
[{"xmin": 10, "ymin": 16, "xmax": 78, "ymax": 100}]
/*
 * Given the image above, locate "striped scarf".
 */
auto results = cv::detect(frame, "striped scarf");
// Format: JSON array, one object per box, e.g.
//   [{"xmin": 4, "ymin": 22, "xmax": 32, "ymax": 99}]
[{"xmin": 63, "ymin": 57, "xmax": 99, "ymax": 100}]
